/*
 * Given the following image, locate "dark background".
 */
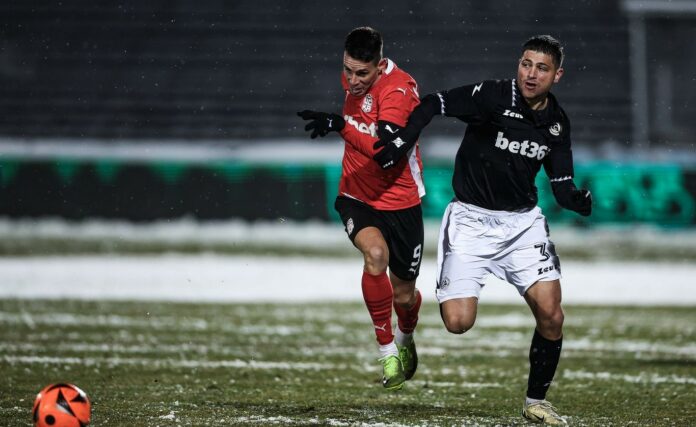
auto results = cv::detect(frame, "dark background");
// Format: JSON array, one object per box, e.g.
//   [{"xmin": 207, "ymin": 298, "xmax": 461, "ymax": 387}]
[
  {"xmin": 1, "ymin": 0, "xmax": 634, "ymax": 143},
  {"xmin": 2, "ymin": 0, "xmax": 695, "ymax": 224}
]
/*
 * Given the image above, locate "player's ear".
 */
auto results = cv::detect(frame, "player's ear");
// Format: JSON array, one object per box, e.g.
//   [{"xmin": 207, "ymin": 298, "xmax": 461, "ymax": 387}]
[
  {"xmin": 377, "ymin": 58, "xmax": 387, "ymax": 73},
  {"xmin": 553, "ymin": 67, "xmax": 564, "ymax": 83}
]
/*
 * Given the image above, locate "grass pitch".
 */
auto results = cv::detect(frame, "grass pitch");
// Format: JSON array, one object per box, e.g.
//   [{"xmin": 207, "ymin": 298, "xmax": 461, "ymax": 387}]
[{"xmin": 1, "ymin": 299, "xmax": 694, "ymax": 426}]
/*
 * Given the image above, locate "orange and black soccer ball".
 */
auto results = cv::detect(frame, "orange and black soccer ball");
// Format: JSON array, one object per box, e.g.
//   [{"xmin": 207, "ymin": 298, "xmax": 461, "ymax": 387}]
[{"xmin": 32, "ymin": 383, "xmax": 91, "ymax": 427}]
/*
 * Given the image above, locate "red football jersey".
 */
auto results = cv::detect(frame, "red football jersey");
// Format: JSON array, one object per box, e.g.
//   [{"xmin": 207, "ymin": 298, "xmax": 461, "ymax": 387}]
[{"xmin": 338, "ymin": 59, "xmax": 425, "ymax": 210}]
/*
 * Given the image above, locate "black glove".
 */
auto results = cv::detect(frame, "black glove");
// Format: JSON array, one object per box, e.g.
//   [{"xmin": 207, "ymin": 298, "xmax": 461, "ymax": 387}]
[
  {"xmin": 372, "ymin": 127, "xmax": 419, "ymax": 169},
  {"xmin": 570, "ymin": 188, "xmax": 592, "ymax": 216},
  {"xmin": 297, "ymin": 110, "xmax": 345, "ymax": 139},
  {"xmin": 551, "ymin": 180, "xmax": 592, "ymax": 216}
]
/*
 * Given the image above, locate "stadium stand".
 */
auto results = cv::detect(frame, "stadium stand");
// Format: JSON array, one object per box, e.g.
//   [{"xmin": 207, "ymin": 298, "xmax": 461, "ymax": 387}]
[{"xmin": 0, "ymin": 0, "xmax": 631, "ymax": 144}]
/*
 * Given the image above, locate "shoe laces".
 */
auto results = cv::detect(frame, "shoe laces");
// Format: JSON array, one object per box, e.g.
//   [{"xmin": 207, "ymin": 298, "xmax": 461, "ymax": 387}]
[
  {"xmin": 540, "ymin": 401, "xmax": 558, "ymax": 410},
  {"xmin": 533, "ymin": 400, "xmax": 561, "ymax": 417},
  {"xmin": 380, "ymin": 355, "xmax": 400, "ymax": 372}
]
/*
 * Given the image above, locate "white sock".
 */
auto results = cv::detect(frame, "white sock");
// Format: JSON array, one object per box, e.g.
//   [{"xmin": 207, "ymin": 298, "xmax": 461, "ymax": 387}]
[
  {"xmin": 525, "ymin": 397, "xmax": 543, "ymax": 406},
  {"xmin": 378, "ymin": 341, "xmax": 398, "ymax": 359},
  {"xmin": 395, "ymin": 327, "xmax": 413, "ymax": 346}
]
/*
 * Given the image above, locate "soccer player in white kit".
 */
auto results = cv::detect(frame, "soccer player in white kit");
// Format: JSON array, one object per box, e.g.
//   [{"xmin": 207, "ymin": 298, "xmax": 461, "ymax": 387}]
[{"xmin": 373, "ymin": 35, "xmax": 592, "ymax": 425}]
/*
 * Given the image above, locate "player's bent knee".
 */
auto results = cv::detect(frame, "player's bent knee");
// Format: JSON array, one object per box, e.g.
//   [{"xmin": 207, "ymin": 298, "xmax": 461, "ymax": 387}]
[
  {"xmin": 443, "ymin": 315, "xmax": 475, "ymax": 335},
  {"xmin": 393, "ymin": 289, "xmax": 415, "ymax": 307},
  {"xmin": 363, "ymin": 246, "xmax": 388, "ymax": 272},
  {"xmin": 364, "ymin": 246, "xmax": 389, "ymax": 268},
  {"xmin": 545, "ymin": 308, "xmax": 564, "ymax": 329},
  {"xmin": 536, "ymin": 309, "xmax": 564, "ymax": 339},
  {"xmin": 550, "ymin": 311, "xmax": 565, "ymax": 335}
]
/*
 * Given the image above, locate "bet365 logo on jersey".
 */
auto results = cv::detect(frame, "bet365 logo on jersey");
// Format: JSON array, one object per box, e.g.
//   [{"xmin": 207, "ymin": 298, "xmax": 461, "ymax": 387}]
[{"xmin": 494, "ymin": 131, "xmax": 549, "ymax": 160}]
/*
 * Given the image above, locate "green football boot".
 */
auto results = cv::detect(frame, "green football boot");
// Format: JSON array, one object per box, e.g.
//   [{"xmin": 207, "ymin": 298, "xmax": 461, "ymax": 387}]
[
  {"xmin": 378, "ymin": 354, "xmax": 406, "ymax": 391},
  {"xmin": 522, "ymin": 400, "xmax": 568, "ymax": 425},
  {"xmin": 397, "ymin": 340, "xmax": 418, "ymax": 380}
]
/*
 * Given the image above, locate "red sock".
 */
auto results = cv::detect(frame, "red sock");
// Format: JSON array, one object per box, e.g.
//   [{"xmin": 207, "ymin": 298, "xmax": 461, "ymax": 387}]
[
  {"xmin": 361, "ymin": 271, "xmax": 394, "ymax": 346},
  {"xmin": 394, "ymin": 289, "xmax": 422, "ymax": 334}
]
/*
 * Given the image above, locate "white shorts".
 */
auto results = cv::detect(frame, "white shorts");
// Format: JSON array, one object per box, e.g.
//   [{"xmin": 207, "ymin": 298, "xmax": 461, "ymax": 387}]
[{"xmin": 435, "ymin": 200, "xmax": 562, "ymax": 303}]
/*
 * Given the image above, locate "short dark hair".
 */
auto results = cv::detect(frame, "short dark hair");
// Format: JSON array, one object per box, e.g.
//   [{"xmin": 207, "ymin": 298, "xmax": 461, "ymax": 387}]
[
  {"xmin": 523, "ymin": 35, "xmax": 564, "ymax": 69},
  {"xmin": 344, "ymin": 27, "xmax": 383, "ymax": 64}
]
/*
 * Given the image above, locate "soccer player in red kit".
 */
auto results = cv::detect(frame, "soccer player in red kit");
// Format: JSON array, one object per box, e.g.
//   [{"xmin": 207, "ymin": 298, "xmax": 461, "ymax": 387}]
[{"xmin": 298, "ymin": 27, "xmax": 425, "ymax": 391}]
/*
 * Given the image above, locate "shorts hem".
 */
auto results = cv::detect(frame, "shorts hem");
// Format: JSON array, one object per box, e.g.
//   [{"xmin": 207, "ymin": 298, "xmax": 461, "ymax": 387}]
[
  {"xmin": 437, "ymin": 292, "xmax": 480, "ymax": 304},
  {"xmin": 520, "ymin": 273, "xmax": 563, "ymax": 295},
  {"xmin": 390, "ymin": 269, "xmax": 419, "ymax": 282}
]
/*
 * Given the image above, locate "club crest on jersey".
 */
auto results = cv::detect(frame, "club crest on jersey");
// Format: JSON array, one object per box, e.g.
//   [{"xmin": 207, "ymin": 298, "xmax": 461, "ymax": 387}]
[
  {"xmin": 549, "ymin": 122, "xmax": 562, "ymax": 136},
  {"xmin": 361, "ymin": 94, "xmax": 373, "ymax": 113}
]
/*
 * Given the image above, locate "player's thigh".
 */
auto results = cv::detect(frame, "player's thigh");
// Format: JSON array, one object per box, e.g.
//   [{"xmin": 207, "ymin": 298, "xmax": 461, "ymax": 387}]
[
  {"xmin": 500, "ymin": 211, "xmax": 561, "ymax": 295},
  {"xmin": 524, "ymin": 279, "xmax": 564, "ymax": 339},
  {"xmin": 382, "ymin": 203, "xmax": 424, "ymax": 282},
  {"xmin": 525, "ymin": 279, "xmax": 562, "ymax": 308},
  {"xmin": 436, "ymin": 251, "xmax": 488, "ymax": 303},
  {"xmin": 335, "ymin": 196, "xmax": 387, "ymax": 251},
  {"xmin": 435, "ymin": 201, "xmax": 491, "ymax": 303},
  {"xmin": 354, "ymin": 226, "xmax": 389, "ymax": 261},
  {"xmin": 334, "ymin": 196, "xmax": 390, "ymax": 271},
  {"xmin": 355, "ymin": 227, "xmax": 389, "ymax": 274}
]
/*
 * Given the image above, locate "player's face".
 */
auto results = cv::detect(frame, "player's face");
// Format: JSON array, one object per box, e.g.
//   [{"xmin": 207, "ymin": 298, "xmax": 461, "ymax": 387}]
[
  {"xmin": 343, "ymin": 53, "xmax": 386, "ymax": 97},
  {"xmin": 517, "ymin": 50, "xmax": 564, "ymax": 108}
]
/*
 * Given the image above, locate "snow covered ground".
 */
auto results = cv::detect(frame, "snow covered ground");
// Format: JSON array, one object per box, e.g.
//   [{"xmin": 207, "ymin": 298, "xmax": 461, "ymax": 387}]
[
  {"xmin": 1, "ymin": 217, "xmax": 694, "ymax": 305},
  {"xmin": 1, "ymin": 254, "xmax": 694, "ymax": 305},
  {"xmin": 3, "ymin": 217, "xmax": 696, "ymax": 259}
]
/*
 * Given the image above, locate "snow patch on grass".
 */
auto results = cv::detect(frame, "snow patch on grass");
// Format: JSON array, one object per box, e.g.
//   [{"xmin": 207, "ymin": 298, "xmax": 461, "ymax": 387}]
[{"xmin": 563, "ymin": 369, "xmax": 696, "ymax": 385}]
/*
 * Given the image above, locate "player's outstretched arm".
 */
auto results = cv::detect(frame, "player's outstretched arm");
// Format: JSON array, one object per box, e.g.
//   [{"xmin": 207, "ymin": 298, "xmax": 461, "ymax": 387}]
[
  {"xmin": 297, "ymin": 110, "xmax": 345, "ymax": 139},
  {"xmin": 372, "ymin": 94, "xmax": 441, "ymax": 169},
  {"xmin": 551, "ymin": 179, "xmax": 592, "ymax": 216},
  {"xmin": 544, "ymin": 118, "xmax": 592, "ymax": 217}
]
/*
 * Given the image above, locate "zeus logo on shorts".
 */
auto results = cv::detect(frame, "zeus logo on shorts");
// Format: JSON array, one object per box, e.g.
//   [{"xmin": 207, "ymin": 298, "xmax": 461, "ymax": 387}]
[
  {"xmin": 494, "ymin": 131, "xmax": 548, "ymax": 160},
  {"xmin": 538, "ymin": 264, "xmax": 560, "ymax": 275}
]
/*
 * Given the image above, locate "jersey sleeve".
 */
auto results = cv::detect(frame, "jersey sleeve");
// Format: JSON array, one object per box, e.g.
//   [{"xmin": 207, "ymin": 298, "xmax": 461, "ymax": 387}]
[
  {"xmin": 543, "ymin": 117, "xmax": 575, "ymax": 182},
  {"xmin": 438, "ymin": 80, "xmax": 498, "ymax": 124}
]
